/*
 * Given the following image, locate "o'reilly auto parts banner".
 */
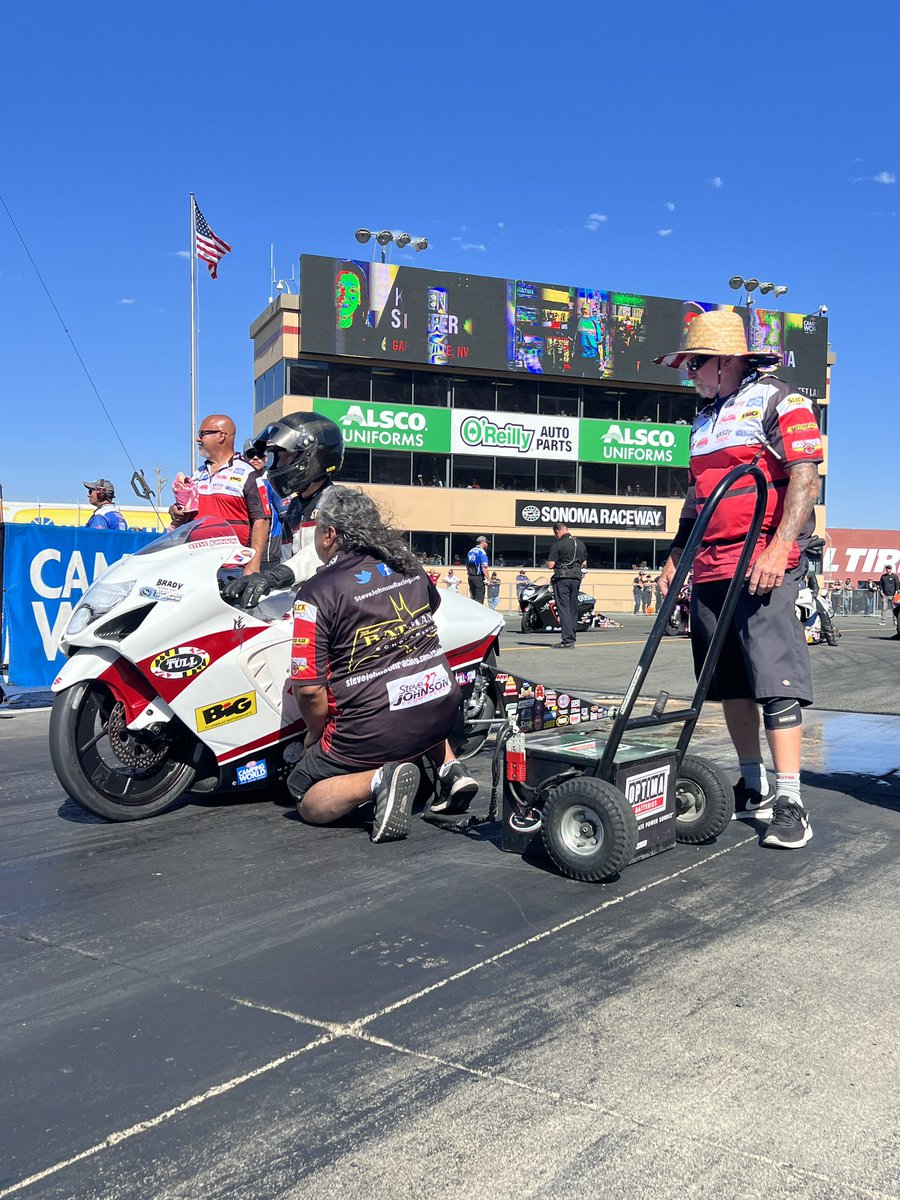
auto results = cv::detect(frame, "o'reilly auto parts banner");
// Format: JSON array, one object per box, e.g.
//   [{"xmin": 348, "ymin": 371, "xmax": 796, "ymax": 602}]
[
  {"xmin": 515, "ymin": 499, "xmax": 667, "ymax": 531},
  {"xmin": 313, "ymin": 397, "xmax": 689, "ymax": 468},
  {"xmin": 451, "ymin": 410, "xmax": 579, "ymax": 460},
  {"xmin": 313, "ymin": 397, "xmax": 450, "ymax": 451}
]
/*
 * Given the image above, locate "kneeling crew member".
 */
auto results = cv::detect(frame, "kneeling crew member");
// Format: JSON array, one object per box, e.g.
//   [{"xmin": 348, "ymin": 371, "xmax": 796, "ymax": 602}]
[
  {"xmin": 655, "ymin": 310, "xmax": 823, "ymax": 850},
  {"xmin": 286, "ymin": 487, "xmax": 479, "ymax": 843}
]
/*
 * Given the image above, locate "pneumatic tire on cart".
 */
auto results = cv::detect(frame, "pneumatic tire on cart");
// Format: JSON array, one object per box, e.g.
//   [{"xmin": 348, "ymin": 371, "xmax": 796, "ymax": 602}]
[
  {"xmin": 674, "ymin": 754, "xmax": 734, "ymax": 844},
  {"xmin": 541, "ymin": 777, "xmax": 638, "ymax": 882}
]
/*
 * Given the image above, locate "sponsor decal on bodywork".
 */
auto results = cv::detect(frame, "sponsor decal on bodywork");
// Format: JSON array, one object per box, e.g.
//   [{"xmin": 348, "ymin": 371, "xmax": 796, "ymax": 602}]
[
  {"xmin": 196, "ymin": 690, "xmax": 257, "ymax": 732},
  {"xmin": 150, "ymin": 646, "xmax": 210, "ymax": 680},
  {"xmin": 236, "ymin": 759, "xmax": 268, "ymax": 785}
]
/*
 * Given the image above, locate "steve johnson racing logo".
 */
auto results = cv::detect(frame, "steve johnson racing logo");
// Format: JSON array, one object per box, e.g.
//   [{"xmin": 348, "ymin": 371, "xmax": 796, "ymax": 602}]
[{"xmin": 387, "ymin": 664, "xmax": 452, "ymax": 710}]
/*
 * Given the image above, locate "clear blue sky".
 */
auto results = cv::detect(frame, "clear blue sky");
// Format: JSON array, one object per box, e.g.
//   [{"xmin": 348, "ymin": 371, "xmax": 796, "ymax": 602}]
[{"xmin": 2, "ymin": 0, "xmax": 897, "ymax": 528}]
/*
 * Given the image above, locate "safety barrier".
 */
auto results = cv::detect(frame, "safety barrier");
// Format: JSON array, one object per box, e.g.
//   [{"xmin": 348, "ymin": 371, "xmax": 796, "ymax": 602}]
[{"xmin": 1, "ymin": 524, "xmax": 157, "ymax": 687}]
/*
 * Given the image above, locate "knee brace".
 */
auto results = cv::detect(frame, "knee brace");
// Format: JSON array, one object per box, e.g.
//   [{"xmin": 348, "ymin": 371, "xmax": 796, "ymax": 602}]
[{"xmin": 762, "ymin": 698, "xmax": 802, "ymax": 730}]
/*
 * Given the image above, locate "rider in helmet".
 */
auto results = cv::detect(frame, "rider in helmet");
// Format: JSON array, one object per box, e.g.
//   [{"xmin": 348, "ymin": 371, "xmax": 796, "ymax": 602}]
[{"xmin": 224, "ymin": 412, "xmax": 344, "ymax": 608}]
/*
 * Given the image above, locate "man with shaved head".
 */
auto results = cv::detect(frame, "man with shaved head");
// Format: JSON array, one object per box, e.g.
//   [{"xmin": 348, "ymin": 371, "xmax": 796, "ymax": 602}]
[{"xmin": 169, "ymin": 413, "xmax": 271, "ymax": 574}]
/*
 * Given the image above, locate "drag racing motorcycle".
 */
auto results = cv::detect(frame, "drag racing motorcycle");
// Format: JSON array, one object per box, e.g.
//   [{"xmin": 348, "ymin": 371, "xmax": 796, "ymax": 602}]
[
  {"xmin": 518, "ymin": 579, "xmax": 596, "ymax": 634},
  {"xmin": 664, "ymin": 576, "xmax": 692, "ymax": 637},
  {"xmin": 49, "ymin": 518, "xmax": 504, "ymax": 821}
]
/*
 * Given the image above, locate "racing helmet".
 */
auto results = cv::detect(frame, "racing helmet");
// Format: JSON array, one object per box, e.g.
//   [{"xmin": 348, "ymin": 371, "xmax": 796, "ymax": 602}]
[{"xmin": 262, "ymin": 412, "xmax": 344, "ymax": 499}]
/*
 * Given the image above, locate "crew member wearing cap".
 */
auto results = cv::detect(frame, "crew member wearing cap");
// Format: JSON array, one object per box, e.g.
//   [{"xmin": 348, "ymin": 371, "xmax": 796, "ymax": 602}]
[
  {"xmin": 466, "ymin": 536, "xmax": 490, "ymax": 604},
  {"xmin": 243, "ymin": 437, "xmax": 287, "ymax": 566},
  {"xmin": 655, "ymin": 310, "xmax": 823, "ymax": 850},
  {"xmin": 83, "ymin": 480, "xmax": 128, "ymax": 531}
]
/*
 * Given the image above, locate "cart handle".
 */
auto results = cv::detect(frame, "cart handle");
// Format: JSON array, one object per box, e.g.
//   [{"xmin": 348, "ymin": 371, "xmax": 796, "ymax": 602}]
[{"xmin": 597, "ymin": 461, "xmax": 769, "ymax": 778}]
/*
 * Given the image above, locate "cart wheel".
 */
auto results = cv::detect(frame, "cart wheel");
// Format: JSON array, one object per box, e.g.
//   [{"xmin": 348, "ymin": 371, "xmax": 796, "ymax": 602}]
[
  {"xmin": 675, "ymin": 754, "xmax": 734, "ymax": 844},
  {"xmin": 541, "ymin": 777, "xmax": 638, "ymax": 882}
]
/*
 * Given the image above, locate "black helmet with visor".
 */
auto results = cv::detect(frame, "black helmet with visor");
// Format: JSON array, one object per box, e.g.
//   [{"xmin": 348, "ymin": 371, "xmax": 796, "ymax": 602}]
[{"xmin": 262, "ymin": 412, "xmax": 344, "ymax": 499}]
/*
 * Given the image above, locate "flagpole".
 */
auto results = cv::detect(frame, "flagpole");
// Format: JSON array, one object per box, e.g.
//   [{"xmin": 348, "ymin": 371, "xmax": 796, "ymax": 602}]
[{"xmin": 190, "ymin": 193, "xmax": 198, "ymax": 473}]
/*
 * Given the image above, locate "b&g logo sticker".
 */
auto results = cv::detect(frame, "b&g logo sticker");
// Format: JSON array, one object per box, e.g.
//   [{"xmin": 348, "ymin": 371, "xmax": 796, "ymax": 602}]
[{"xmin": 195, "ymin": 691, "xmax": 257, "ymax": 732}]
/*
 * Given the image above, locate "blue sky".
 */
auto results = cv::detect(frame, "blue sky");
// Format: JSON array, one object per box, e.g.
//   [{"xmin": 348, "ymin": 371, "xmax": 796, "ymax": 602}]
[{"xmin": 2, "ymin": 0, "xmax": 897, "ymax": 529}]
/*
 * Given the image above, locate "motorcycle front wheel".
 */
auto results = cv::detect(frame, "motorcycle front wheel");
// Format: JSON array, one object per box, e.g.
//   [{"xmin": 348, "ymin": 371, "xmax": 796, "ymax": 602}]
[
  {"xmin": 664, "ymin": 610, "xmax": 688, "ymax": 636},
  {"xmin": 520, "ymin": 608, "xmax": 542, "ymax": 634},
  {"xmin": 49, "ymin": 680, "xmax": 197, "ymax": 821}
]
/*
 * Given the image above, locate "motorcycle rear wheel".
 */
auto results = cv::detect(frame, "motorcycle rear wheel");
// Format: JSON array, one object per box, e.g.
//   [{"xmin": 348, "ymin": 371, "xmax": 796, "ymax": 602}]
[{"xmin": 49, "ymin": 680, "xmax": 197, "ymax": 821}]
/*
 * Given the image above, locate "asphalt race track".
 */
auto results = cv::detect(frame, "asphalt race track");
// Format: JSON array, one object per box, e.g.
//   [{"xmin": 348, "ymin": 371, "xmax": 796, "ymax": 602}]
[{"xmin": 1, "ymin": 614, "xmax": 898, "ymax": 1199}]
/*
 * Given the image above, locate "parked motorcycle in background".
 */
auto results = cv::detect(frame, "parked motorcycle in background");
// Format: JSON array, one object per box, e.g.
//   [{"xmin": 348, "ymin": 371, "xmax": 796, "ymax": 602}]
[
  {"xmin": 518, "ymin": 578, "xmax": 596, "ymax": 634},
  {"xmin": 665, "ymin": 575, "xmax": 692, "ymax": 637}
]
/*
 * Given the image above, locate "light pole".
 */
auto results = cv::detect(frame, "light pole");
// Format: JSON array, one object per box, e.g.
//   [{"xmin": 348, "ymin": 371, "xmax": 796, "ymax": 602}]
[
  {"xmin": 354, "ymin": 228, "xmax": 430, "ymax": 264},
  {"xmin": 728, "ymin": 275, "xmax": 789, "ymax": 309}
]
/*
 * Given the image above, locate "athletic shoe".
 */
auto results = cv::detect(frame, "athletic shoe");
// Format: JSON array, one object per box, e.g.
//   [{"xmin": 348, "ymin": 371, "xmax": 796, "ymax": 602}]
[
  {"xmin": 371, "ymin": 762, "xmax": 420, "ymax": 843},
  {"xmin": 762, "ymin": 797, "xmax": 813, "ymax": 849},
  {"xmin": 428, "ymin": 761, "xmax": 479, "ymax": 816},
  {"xmin": 732, "ymin": 777, "xmax": 774, "ymax": 821},
  {"xmin": 552, "ymin": 642, "xmax": 575, "ymax": 649}
]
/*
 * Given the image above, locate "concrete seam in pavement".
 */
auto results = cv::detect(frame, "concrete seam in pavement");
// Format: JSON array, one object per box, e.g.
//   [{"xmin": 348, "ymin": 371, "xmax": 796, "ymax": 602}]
[{"xmin": 2, "ymin": 834, "xmax": 769, "ymax": 1200}]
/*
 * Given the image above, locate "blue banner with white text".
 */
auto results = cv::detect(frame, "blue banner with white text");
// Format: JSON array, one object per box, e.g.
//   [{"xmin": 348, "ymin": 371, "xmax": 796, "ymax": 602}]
[{"xmin": 2, "ymin": 524, "xmax": 157, "ymax": 687}]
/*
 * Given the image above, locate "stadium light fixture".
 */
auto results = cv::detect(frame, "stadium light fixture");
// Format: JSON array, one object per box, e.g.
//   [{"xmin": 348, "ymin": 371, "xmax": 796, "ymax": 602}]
[
  {"xmin": 352, "ymin": 227, "xmax": 431, "ymax": 262},
  {"xmin": 727, "ymin": 275, "xmax": 789, "ymax": 307}
]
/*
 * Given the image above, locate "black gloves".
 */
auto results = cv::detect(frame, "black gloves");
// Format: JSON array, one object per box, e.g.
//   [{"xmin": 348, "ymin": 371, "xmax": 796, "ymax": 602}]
[{"xmin": 223, "ymin": 562, "xmax": 295, "ymax": 609}]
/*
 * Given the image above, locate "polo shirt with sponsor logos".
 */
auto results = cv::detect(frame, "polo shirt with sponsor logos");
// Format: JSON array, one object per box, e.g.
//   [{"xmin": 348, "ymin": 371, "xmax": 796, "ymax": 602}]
[
  {"xmin": 192, "ymin": 454, "xmax": 270, "ymax": 546},
  {"xmin": 685, "ymin": 374, "xmax": 823, "ymax": 583},
  {"xmin": 290, "ymin": 551, "xmax": 461, "ymax": 766}
]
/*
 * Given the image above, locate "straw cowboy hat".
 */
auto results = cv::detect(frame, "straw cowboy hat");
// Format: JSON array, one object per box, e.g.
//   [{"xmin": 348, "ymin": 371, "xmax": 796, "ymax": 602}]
[{"xmin": 653, "ymin": 309, "xmax": 782, "ymax": 369}]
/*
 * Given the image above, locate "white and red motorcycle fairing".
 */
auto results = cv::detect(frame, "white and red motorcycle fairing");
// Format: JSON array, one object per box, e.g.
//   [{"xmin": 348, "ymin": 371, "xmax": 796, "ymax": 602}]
[{"xmin": 49, "ymin": 518, "xmax": 503, "ymax": 821}]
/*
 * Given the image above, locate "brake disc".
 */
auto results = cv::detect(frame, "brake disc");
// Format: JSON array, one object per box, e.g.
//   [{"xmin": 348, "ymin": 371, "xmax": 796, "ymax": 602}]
[{"xmin": 107, "ymin": 702, "xmax": 169, "ymax": 771}]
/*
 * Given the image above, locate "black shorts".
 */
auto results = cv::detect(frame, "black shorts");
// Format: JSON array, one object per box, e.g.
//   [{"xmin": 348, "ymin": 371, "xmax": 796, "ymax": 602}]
[
  {"xmin": 286, "ymin": 738, "xmax": 445, "ymax": 803},
  {"xmin": 690, "ymin": 565, "xmax": 813, "ymax": 705},
  {"xmin": 286, "ymin": 741, "xmax": 365, "ymax": 803}
]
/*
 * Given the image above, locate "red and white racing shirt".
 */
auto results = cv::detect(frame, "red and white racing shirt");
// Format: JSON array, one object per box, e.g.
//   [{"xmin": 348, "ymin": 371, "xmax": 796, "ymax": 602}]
[
  {"xmin": 193, "ymin": 454, "xmax": 270, "ymax": 546},
  {"xmin": 685, "ymin": 374, "xmax": 823, "ymax": 583}
]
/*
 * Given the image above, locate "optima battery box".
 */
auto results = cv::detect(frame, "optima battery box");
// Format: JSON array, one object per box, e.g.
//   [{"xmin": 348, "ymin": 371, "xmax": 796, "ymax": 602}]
[{"xmin": 501, "ymin": 725, "xmax": 678, "ymax": 863}]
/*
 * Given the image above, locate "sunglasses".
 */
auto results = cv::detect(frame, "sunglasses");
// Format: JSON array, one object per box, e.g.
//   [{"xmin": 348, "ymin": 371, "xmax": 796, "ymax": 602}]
[
  {"xmin": 684, "ymin": 355, "xmax": 716, "ymax": 373},
  {"xmin": 197, "ymin": 429, "xmax": 222, "ymax": 438}
]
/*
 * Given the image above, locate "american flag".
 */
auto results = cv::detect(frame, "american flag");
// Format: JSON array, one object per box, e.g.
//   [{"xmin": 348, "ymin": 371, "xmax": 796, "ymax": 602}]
[{"xmin": 194, "ymin": 202, "xmax": 231, "ymax": 279}]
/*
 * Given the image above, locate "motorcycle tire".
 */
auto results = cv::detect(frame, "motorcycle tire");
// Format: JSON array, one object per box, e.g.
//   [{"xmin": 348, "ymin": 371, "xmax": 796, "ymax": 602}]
[
  {"xmin": 521, "ymin": 608, "xmax": 542, "ymax": 634},
  {"xmin": 455, "ymin": 692, "xmax": 496, "ymax": 761},
  {"xmin": 664, "ymin": 612, "xmax": 687, "ymax": 636},
  {"xmin": 49, "ymin": 680, "xmax": 197, "ymax": 821},
  {"xmin": 541, "ymin": 777, "xmax": 638, "ymax": 882},
  {"xmin": 674, "ymin": 754, "xmax": 734, "ymax": 844}
]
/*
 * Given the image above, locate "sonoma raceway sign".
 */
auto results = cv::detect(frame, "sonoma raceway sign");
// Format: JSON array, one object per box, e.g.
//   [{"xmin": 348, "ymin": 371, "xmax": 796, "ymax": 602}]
[{"xmin": 515, "ymin": 500, "xmax": 667, "ymax": 530}]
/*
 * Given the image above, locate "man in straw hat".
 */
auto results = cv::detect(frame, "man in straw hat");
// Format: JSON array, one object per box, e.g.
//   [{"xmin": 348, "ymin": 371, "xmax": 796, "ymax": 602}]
[{"xmin": 655, "ymin": 309, "xmax": 823, "ymax": 850}]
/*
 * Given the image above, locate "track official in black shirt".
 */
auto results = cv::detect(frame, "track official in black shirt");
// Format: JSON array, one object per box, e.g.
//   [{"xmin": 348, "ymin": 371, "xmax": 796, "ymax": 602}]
[{"xmin": 546, "ymin": 521, "xmax": 586, "ymax": 648}]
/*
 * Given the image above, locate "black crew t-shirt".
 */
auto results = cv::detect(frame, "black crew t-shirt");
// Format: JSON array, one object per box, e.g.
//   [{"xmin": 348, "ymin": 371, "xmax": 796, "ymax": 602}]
[{"xmin": 291, "ymin": 551, "xmax": 461, "ymax": 766}]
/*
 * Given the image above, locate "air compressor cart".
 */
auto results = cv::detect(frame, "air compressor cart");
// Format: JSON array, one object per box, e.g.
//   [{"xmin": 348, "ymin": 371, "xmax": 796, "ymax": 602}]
[{"xmin": 499, "ymin": 463, "xmax": 769, "ymax": 882}]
